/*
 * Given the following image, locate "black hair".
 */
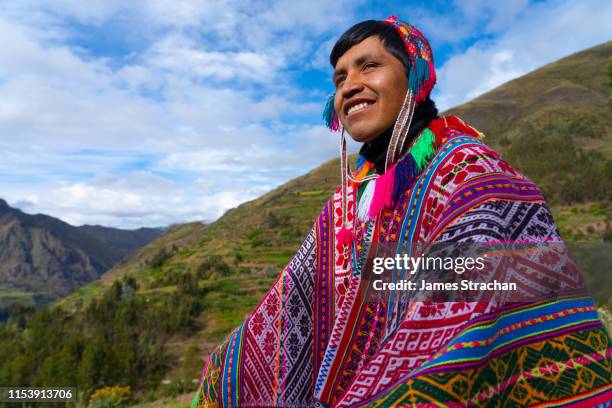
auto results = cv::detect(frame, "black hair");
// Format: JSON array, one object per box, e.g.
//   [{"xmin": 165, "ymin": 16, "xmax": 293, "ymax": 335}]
[{"xmin": 329, "ymin": 20, "xmax": 410, "ymax": 74}]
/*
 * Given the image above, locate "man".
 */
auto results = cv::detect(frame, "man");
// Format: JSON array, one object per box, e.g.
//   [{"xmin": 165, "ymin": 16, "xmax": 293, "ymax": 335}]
[{"xmin": 193, "ymin": 16, "xmax": 611, "ymax": 407}]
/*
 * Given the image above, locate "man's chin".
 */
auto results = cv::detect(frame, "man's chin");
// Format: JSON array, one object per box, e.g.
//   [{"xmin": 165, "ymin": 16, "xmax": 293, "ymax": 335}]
[{"xmin": 347, "ymin": 127, "xmax": 384, "ymax": 144}]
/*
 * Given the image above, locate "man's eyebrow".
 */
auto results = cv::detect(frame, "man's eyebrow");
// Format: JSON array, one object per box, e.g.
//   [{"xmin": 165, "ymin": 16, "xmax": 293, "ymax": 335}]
[
  {"xmin": 333, "ymin": 52, "xmax": 379, "ymax": 80},
  {"xmin": 333, "ymin": 66, "xmax": 346, "ymax": 81},
  {"xmin": 353, "ymin": 53, "xmax": 377, "ymax": 67}
]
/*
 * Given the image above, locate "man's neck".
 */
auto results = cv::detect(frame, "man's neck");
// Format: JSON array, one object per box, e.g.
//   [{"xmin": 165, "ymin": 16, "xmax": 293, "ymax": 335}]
[{"xmin": 359, "ymin": 98, "xmax": 439, "ymax": 174}]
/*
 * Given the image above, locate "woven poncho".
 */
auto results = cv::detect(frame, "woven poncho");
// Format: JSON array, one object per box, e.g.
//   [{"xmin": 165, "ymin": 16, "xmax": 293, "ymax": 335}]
[{"xmin": 192, "ymin": 118, "xmax": 612, "ymax": 407}]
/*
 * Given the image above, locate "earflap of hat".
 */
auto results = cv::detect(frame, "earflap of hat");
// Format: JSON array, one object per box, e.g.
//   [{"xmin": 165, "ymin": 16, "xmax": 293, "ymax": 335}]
[
  {"xmin": 383, "ymin": 15, "xmax": 436, "ymax": 103},
  {"xmin": 322, "ymin": 93, "xmax": 341, "ymax": 132}
]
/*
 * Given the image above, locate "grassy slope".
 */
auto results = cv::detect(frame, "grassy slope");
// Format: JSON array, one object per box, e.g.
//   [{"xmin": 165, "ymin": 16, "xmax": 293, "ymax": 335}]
[
  {"xmin": 445, "ymin": 41, "xmax": 611, "ymax": 146},
  {"xmin": 53, "ymin": 42, "xmax": 611, "ymax": 402}
]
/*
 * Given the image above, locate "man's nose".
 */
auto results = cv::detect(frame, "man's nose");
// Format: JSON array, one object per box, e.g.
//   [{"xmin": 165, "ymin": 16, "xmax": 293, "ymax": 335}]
[{"xmin": 340, "ymin": 73, "xmax": 364, "ymax": 99}]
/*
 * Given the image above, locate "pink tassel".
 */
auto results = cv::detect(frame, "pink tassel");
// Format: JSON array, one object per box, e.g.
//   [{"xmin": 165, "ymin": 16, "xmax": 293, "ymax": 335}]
[
  {"xmin": 336, "ymin": 226, "xmax": 354, "ymax": 245},
  {"xmin": 368, "ymin": 165, "xmax": 396, "ymax": 218},
  {"xmin": 330, "ymin": 113, "xmax": 341, "ymax": 132}
]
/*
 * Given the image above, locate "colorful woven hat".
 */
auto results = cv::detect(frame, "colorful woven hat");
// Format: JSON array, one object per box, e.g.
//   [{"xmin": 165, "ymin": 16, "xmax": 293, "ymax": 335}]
[
  {"xmin": 383, "ymin": 15, "xmax": 436, "ymax": 104},
  {"xmin": 323, "ymin": 15, "xmax": 436, "ymax": 131}
]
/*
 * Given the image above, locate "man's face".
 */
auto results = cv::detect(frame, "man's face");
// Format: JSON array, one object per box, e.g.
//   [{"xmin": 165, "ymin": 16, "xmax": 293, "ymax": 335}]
[{"xmin": 333, "ymin": 35, "xmax": 408, "ymax": 143}]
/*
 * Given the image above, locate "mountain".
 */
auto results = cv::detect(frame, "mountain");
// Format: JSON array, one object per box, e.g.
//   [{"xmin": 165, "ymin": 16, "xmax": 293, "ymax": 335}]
[
  {"xmin": 446, "ymin": 41, "xmax": 610, "ymax": 144},
  {"xmin": 1, "ymin": 42, "xmax": 610, "ymax": 404},
  {"xmin": 0, "ymin": 199, "xmax": 162, "ymax": 306},
  {"xmin": 77, "ymin": 224, "xmax": 162, "ymax": 257}
]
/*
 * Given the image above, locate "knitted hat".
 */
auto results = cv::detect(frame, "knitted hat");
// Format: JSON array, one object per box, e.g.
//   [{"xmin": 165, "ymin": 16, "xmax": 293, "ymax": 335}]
[
  {"xmin": 383, "ymin": 15, "xmax": 436, "ymax": 104},
  {"xmin": 323, "ymin": 15, "xmax": 436, "ymax": 131}
]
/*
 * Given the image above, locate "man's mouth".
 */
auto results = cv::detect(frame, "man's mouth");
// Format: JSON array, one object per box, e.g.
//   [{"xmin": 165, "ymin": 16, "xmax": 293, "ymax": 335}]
[{"xmin": 345, "ymin": 99, "xmax": 376, "ymax": 117}]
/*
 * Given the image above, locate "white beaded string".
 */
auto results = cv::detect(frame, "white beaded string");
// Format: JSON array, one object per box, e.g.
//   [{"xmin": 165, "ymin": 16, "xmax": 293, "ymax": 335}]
[{"xmin": 385, "ymin": 89, "xmax": 414, "ymax": 172}]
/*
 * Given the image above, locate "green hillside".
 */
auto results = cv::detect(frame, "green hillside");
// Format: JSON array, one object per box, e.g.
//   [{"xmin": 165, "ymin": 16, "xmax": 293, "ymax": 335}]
[
  {"xmin": 0, "ymin": 42, "xmax": 610, "ymax": 407},
  {"xmin": 448, "ymin": 41, "xmax": 612, "ymax": 205}
]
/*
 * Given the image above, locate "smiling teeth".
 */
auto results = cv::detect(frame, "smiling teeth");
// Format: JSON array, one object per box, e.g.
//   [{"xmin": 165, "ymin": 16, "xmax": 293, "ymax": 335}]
[{"xmin": 348, "ymin": 102, "xmax": 371, "ymax": 115}]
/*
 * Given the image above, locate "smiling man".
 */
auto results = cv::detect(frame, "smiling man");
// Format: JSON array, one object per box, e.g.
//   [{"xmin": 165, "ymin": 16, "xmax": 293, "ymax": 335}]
[
  {"xmin": 193, "ymin": 16, "xmax": 611, "ymax": 407},
  {"xmin": 332, "ymin": 35, "xmax": 409, "ymax": 143}
]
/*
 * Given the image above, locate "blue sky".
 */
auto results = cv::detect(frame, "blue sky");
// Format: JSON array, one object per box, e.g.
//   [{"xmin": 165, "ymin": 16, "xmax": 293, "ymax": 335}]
[{"xmin": 0, "ymin": 0, "xmax": 610, "ymax": 228}]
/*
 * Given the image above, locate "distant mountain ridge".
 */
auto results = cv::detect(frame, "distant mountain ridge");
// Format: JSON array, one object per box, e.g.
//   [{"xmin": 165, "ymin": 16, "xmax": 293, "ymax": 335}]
[
  {"xmin": 77, "ymin": 224, "xmax": 164, "ymax": 256},
  {"xmin": 0, "ymin": 199, "xmax": 161, "ymax": 303}
]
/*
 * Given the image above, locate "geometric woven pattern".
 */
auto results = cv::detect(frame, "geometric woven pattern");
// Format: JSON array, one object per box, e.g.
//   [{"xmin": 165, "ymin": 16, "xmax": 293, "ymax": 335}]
[
  {"xmin": 241, "ymin": 227, "xmax": 317, "ymax": 407},
  {"xmin": 357, "ymin": 302, "xmax": 611, "ymax": 407},
  {"xmin": 193, "ymin": 120, "xmax": 612, "ymax": 408}
]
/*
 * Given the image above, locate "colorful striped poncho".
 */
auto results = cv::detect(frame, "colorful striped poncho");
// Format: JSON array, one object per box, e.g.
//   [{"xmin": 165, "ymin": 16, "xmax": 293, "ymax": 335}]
[{"xmin": 193, "ymin": 117, "xmax": 611, "ymax": 407}]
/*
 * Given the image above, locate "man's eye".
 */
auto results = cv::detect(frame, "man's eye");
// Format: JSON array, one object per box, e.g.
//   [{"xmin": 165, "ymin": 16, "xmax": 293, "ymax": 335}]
[
  {"xmin": 364, "ymin": 63, "xmax": 377, "ymax": 70},
  {"xmin": 335, "ymin": 78, "xmax": 345, "ymax": 88}
]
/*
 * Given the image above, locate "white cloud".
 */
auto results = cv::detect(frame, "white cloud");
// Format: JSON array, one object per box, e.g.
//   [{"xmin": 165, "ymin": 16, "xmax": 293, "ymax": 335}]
[
  {"xmin": 0, "ymin": 9, "xmax": 340, "ymax": 228},
  {"xmin": 310, "ymin": 36, "xmax": 337, "ymax": 71},
  {"xmin": 407, "ymin": 0, "xmax": 530, "ymax": 45},
  {"xmin": 7, "ymin": 171, "xmax": 273, "ymax": 228},
  {"xmin": 137, "ymin": 33, "xmax": 286, "ymax": 83},
  {"xmin": 11, "ymin": 172, "xmax": 181, "ymax": 228},
  {"xmin": 433, "ymin": 0, "xmax": 612, "ymax": 109},
  {"xmin": 1, "ymin": 0, "xmax": 608, "ymax": 229}
]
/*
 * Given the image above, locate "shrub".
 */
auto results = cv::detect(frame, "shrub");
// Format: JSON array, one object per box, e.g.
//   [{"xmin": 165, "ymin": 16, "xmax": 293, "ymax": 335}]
[
  {"xmin": 88, "ymin": 385, "xmax": 132, "ymax": 408},
  {"xmin": 147, "ymin": 247, "xmax": 174, "ymax": 268},
  {"xmin": 266, "ymin": 212, "xmax": 290, "ymax": 228},
  {"xmin": 197, "ymin": 255, "xmax": 231, "ymax": 279},
  {"xmin": 604, "ymin": 225, "xmax": 612, "ymax": 242}
]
